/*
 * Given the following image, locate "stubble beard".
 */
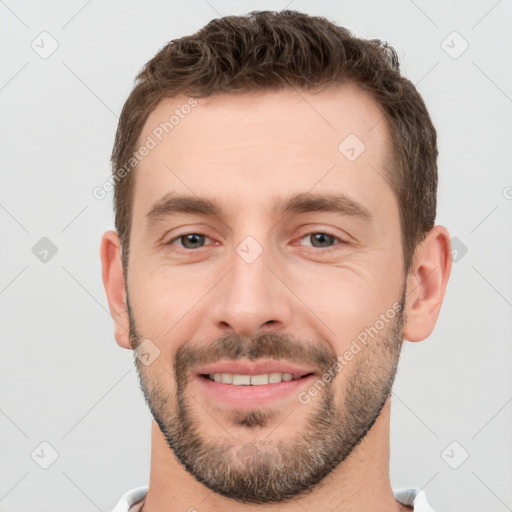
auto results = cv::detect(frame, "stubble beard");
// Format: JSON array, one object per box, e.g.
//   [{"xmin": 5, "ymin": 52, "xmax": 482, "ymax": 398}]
[{"xmin": 128, "ymin": 291, "xmax": 405, "ymax": 504}]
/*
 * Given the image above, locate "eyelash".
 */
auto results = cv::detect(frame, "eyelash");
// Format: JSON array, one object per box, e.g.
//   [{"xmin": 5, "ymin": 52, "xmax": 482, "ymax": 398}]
[{"xmin": 166, "ymin": 230, "xmax": 347, "ymax": 252}]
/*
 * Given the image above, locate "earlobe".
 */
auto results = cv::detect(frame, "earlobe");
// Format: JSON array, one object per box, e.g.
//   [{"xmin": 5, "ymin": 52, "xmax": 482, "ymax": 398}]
[
  {"xmin": 100, "ymin": 230, "xmax": 131, "ymax": 349},
  {"xmin": 402, "ymin": 225, "xmax": 452, "ymax": 342}
]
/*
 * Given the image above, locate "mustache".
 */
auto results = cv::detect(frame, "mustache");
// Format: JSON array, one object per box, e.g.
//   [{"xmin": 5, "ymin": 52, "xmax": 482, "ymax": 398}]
[{"xmin": 173, "ymin": 332, "xmax": 338, "ymax": 379}]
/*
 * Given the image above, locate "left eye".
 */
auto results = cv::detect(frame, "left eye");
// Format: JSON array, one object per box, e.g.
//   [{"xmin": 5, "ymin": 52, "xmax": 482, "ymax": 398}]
[{"xmin": 298, "ymin": 232, "xmax": 342, "ymax": 249}]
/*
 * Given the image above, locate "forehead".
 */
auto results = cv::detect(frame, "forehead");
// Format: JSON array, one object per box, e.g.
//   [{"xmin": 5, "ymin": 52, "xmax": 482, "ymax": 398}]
[{"xmin": 132, "ymin": 84, "xmax": 395, "ymax": 223}]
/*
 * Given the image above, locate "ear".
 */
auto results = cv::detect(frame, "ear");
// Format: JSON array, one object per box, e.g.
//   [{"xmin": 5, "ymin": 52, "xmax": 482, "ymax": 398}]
[
  {"xmin": 100, "ymin": 230, "xmax": 131, "ymax": 349},
  {"xmin": 403, "ymin": 225, "xmax": 452, "ymax": 342}
]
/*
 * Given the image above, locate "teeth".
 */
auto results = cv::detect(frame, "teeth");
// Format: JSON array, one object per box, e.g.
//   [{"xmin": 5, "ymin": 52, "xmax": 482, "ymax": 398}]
[
  {"xmin": 250, "ymin": 374, "xmax": 269, "ymax": 385},
  {"xmin": 209, "ymin": 372, "xmax": 297, "ymax": 385},
  {"xmin": 232, "ymin": 374, "xmax": 251, "ymax": 385},
  {"xmin": 269, "ymin": 372, "xmax": 282, "ymax": 383},
  {"xmin": 221, "ymin": 373, "xmax": 233, "ymax": 384}
]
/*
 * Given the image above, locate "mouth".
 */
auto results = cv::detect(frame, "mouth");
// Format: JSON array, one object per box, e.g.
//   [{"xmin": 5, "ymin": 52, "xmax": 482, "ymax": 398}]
[
  {"xmin": 191, "ymin": 360, "xmax": 318, "ymax": 408},
  {"xmin": 200, "ymin": 371, "xmax": 314, "ymax": 385}
]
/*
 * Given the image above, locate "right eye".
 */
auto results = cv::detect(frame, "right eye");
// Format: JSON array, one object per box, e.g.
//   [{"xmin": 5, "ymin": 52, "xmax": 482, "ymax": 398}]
[{"xmin": 167, "ymin": 233, "xmax": 213, "ymax": 250}]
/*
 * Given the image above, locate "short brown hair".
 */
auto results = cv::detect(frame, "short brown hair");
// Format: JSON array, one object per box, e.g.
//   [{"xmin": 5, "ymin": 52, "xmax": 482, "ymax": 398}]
[{"xmin": 111, "ymin": 10, "xmax": 437, "ymax": 276}]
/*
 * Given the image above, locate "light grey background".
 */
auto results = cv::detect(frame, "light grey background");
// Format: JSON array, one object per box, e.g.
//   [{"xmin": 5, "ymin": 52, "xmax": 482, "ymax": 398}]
[{"xmin": 1, "ymin": 1, "xmax": 511, "ymax": 511}]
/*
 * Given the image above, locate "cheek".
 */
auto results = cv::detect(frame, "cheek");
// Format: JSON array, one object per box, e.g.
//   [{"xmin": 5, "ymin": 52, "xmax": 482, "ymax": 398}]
[
  {"xmin": 137, "ymin": 360, "xmax": 178, "ymax": 407},
  {"xmin": 288, "ymin": 255, "xmax": 401, "ymax": 345},
  {"xmin": 128, "ymin": 262, "xmax": 216, "ymax": 340}
]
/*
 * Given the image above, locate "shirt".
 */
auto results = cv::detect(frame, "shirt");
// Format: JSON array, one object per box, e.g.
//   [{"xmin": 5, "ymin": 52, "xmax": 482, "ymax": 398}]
[{"xmin": 111, "ymin": 486, "xmax": 435, "ymax": 511}]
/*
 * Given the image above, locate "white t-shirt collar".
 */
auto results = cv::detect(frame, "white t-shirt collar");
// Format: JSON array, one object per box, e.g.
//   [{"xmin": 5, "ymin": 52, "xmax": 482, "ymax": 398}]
[{"xmin": 112, "ymin": 486, "xmax": 434, "ymax": 512}]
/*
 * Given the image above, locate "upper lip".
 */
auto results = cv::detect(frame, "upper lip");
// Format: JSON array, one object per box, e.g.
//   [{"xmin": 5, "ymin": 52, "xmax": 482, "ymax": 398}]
[{"xmin": 194, "ymin": 359, "xmax": 317, "ymax": 378}]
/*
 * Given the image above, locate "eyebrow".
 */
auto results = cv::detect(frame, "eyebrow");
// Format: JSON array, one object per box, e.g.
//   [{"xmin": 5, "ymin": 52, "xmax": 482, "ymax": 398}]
[{"xmin": 145, "ymin": 191, "xmax": 373, "ymax": 228}]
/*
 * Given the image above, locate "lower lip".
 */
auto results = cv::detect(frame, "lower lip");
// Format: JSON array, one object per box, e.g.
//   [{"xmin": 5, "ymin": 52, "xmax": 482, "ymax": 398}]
[{"xmin": 194, "ymin": 374, "xmax": 317, "ymax": 408}]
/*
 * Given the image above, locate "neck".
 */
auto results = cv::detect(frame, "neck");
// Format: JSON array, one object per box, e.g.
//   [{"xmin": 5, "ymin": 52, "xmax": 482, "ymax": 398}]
[{"xmin": 142, "ymin": 399, "xmax": 410, "ymax": 512}]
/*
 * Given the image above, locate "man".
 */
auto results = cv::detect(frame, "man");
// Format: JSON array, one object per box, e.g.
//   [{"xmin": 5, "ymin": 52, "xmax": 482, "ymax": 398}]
[{"xmin": 101, "ymin": 10, "xmax": 451, "ymax": 512}]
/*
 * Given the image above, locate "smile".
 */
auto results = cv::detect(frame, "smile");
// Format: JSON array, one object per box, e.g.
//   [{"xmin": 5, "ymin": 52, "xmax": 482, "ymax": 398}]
[{"xmin": 203, "ymin": 372, "xmax": 312, "ymax": 385}]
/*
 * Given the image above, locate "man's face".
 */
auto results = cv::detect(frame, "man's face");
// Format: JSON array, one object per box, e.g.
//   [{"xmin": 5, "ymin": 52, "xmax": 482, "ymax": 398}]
[{"xmin": 126, "ymin": 85, "xmax": 406, "ymax": 503}]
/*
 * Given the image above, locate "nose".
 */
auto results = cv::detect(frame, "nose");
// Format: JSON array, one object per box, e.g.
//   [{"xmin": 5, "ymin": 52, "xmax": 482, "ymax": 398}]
[{"xmin": 210, "ymin": 241, "xmax": 293, "ymax": 338}]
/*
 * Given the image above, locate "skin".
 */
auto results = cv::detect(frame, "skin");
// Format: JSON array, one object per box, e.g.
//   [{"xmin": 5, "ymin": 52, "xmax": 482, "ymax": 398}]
[{"xmin": 101, "ymin": 83, "xmax": 452, "ymax": 511}]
